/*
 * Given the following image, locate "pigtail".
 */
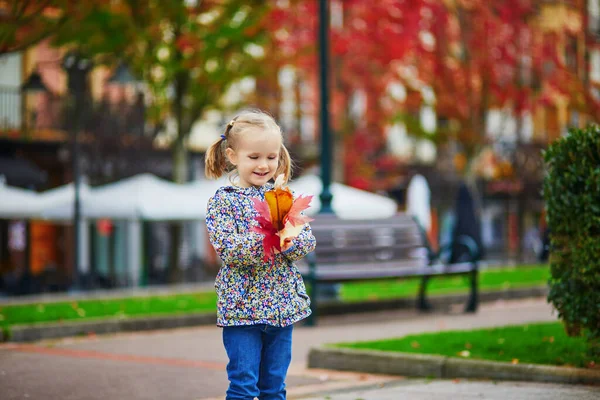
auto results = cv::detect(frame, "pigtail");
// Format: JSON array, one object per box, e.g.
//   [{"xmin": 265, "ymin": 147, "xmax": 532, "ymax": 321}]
[
  {"xmin": 204, "ymin": 138, "xmax": 228, "ymax": 179},
  {"xmin": 277, "ymin": 144, "xmax": 293, "ymax": 183}
]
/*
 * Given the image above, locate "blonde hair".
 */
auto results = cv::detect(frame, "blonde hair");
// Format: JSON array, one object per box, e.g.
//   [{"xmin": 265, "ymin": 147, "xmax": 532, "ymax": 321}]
[{"xmin": 204, "ymin": 109, "xmax": 293, "ymax": 183}]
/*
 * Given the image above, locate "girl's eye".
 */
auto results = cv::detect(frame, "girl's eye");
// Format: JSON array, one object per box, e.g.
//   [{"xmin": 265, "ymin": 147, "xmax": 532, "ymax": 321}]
[
  {"xmin": 249, "ymin": 156, "xmax": 258, "ymax": 160},
  {"xmin": 268, "ymin": 156, "xmax": 277, "ymax": 160}
]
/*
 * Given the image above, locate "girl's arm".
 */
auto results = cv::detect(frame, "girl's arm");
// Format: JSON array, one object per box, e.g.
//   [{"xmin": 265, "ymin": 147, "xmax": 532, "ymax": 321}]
[
  {"xmin": 282, "ymin": 223, "xmax": 316, "ymax": 262},
  {"xmin": 206, "ymin": 191, "xmax": 265, "ymax": 267}
]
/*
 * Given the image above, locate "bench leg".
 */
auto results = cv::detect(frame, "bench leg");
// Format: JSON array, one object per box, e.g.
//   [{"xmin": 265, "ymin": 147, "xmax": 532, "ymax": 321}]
[
  {"xmin": 417, "ymin": 276, "xmax": 433, "ymax": 311},
  {"xmin": 464, "ymin": 265, "xmax": 479, "ymax": 313}
]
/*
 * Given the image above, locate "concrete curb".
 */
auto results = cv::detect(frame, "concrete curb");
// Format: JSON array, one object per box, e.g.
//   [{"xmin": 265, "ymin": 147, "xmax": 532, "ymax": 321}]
[
  {"xmin": 7, "ymin": 313, "xmax": 216, "ymax": 342},
  {"xmin": 308, "ymin": 346, "xmax": 600, "ymax": 386},
  {"xmin": 2, "ymin": 286, "xmax": 548, "ymax": 343}
]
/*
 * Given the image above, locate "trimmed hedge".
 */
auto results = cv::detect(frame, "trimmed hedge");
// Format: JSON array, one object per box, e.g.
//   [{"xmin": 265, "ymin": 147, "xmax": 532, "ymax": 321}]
[{"xmin": 543, "ymin": 124, "xmax": 600, "ymax": 358}]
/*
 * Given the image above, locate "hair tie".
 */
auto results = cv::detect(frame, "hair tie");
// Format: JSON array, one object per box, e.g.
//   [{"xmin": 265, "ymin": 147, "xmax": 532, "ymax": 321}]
[{"xmin": 220, "ymin": 134, "xmax": 226, "ymax": 140}]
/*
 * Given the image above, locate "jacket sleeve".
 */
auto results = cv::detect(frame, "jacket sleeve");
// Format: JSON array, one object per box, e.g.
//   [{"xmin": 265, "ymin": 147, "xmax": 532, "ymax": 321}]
[
  {"xmin": 282, "ymin": 222, "xmax": 316, "ymax": 262},
  {"xmin": 206, "ymin": 191, "xmax": 265, "ymax": 267}
]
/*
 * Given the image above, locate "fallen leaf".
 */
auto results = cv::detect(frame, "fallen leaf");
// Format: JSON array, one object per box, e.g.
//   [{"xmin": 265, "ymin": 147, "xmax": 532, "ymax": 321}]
[
  {"xmin": 465, "ymin": 342, "xmax": 472, "ymax": 349},
  {"xmin": 458, "ymin": 350, "xmax": 470, "ymax": 357},
  {"xmin": 410, "ymin": 341, "xmax": 420, "ymax": 349},
  {"xmin": 511, "ymin": 359, "xmax": 519, "ymax": 364}
]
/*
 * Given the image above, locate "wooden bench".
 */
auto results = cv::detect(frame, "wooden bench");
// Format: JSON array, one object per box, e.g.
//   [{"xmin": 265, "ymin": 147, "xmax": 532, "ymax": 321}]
[{"xmin": 298, "ymin": 213, "xmax": 480, "ymax": 325}]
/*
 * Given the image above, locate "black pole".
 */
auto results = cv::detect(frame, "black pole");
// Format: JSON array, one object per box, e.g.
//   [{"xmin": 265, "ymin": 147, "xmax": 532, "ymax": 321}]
[
  {"xmin": 72, "ymin": 111, "xmax": 81, "ymax": 289},
  {"xmin": 63, "ymin": 52, "xmax": 91, "ymax": 290},
  {"xmin": 318, "ymin": 0, "xmax": 333, "ymax": 214}
]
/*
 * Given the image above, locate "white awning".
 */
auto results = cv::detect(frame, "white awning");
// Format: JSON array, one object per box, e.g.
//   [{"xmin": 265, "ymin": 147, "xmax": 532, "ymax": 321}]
[
  {"xmin": 0, "ymin": 180, "xmax": 40, "ymax": 219},
  {"xmin": 289, "ymin": 174, "xmax": 398, "ymax": 219}
]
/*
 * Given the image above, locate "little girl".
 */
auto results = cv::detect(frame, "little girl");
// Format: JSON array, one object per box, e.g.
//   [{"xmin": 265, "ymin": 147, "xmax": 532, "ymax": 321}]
[{"xmin": 204, "ymin": 110, "xmax": 316, "ymax": 400}]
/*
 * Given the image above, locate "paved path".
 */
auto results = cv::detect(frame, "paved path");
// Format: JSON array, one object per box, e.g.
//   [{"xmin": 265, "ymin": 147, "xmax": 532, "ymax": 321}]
[{"xmin": 1, "ymin": 298, "xmax": 598, "ymax": 399}]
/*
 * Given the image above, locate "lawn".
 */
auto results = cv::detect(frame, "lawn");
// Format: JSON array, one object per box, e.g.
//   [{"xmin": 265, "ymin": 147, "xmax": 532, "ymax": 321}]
[
  {"xmin": 334, "ymin": 321, "xmax": 596, "ymax": 368},
  {"xmin": 341, "ymin": 264, "xmax": 549, "ymax": 302},
  {"xmin": 0, "ymin": 264, "xmax": 549, "ymax": 329}
]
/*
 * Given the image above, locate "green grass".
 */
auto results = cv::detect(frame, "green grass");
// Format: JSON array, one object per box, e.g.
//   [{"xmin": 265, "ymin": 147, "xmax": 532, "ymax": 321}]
[
  {"xmin": 0, "ymin": 292, "xmax": 217, "ymax": 328},
  {"xmin": 334, "ymin": 321, "xmax": 596, "ymax": 368},
  {"xmin": 341, "ymin": 264, "xmax": 549, "ymax": 302},
  {"xmin": 0, "ymin": 264, "xmax": 549, "ymax": 329}
]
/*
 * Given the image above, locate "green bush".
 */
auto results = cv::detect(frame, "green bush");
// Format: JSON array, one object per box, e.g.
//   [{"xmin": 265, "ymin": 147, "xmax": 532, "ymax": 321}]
[{"xmin": 543, "ymin": 124, "xmax": 600, "ymax": 358}]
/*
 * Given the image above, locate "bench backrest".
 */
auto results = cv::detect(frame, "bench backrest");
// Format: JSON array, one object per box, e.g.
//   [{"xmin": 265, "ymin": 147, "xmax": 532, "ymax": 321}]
[{"xmin": 308, "ymin": 213, "xmax": 431, "ymax": 268}]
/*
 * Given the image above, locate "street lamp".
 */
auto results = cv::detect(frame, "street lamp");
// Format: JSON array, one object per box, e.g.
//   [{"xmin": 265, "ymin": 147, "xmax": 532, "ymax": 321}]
[
  {"xmin": 318, "ymin": 0, "xmax": 333, "ymax": 214},
  {"xmin": 21, "ymin": 70, "xmax": 50, "ymax": 93},
  {"xmin": 108, "ymin": 62, "xmax": 138, "ymax": 84},
  {"xmin": 21, "ymin": 69, "xmax": 50, "ymax": 131},
  {"xmin": 62, "ymin": 51, "xmax": 92, "ymax": 290}
]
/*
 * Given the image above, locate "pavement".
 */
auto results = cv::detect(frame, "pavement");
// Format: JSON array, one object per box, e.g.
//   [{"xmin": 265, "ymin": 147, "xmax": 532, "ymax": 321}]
[{"xmin": 1, "ymin": 297, "xmax": 599, "ymax": 399}]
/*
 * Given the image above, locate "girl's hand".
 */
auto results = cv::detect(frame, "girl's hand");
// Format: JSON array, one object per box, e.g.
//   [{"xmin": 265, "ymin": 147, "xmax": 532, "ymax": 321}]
[{"xmin": 281, "ymin": 237, "xmax": 294, "ymax": 252}]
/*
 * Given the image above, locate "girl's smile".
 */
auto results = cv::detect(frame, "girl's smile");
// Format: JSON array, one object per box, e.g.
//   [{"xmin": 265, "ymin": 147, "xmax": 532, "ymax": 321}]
[{"xmin": 225, "ymin": 128, "xmax": 282, "ymax": 188}]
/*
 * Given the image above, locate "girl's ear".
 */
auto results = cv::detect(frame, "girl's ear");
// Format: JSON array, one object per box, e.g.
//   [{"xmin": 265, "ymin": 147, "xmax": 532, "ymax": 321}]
[{"xmin": 225, "ymin": 147, "xmax": 237, "ymax": 166}]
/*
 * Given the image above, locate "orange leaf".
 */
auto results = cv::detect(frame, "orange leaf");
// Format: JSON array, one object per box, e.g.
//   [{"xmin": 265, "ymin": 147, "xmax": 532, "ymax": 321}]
[{"xmin": 265, "ymin": 187, "xmax": 294, "ymax": 231}]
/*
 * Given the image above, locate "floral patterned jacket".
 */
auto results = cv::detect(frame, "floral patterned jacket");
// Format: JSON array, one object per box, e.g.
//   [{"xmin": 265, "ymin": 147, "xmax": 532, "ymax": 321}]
[{"xmin": 206, "ymin": 184, "xmax": 316, "ymax": 327}]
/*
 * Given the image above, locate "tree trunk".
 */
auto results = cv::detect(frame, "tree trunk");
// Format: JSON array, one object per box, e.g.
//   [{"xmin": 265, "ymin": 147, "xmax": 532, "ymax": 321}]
[{"xmin": 167, "ymin": 66, "xmax": 189, "ymax": 283}]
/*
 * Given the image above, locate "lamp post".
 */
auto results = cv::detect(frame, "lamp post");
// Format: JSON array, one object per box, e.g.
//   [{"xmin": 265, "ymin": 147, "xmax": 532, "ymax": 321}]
[
  {"xmin": 62, "ymin": 52, "xmax": 92, "ymax": 290},
  {"xmin": 21, "ymin": 69, "xmax": 50, "ymax": 131},
  {"xmin": 20, "ymin": 69, "xmax": 50, "ymax": 294},
  {"xmin": 318, "ymin": 0, "xmax": 333, "ymax": 214}
]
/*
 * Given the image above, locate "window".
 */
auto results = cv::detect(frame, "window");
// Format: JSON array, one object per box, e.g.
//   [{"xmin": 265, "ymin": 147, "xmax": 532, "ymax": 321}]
[
  {"xmin": 590, "ymin": 49, "xmax": 600, "ymax": 83},
  {"xmin": 590, "ymin": 0, "xmax": 600, "ymax": 33}
]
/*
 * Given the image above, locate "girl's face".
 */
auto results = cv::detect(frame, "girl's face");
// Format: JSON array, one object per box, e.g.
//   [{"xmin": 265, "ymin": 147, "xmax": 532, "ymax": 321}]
[{"xmin": 226, "ymin": 128, "xmax": 281, "ymax": 188}]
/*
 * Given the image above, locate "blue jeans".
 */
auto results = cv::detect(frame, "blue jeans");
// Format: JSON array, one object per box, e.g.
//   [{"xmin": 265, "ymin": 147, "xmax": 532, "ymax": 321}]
[{"xmin": 222, "ymin": 324, "xmax": 293, "ymax": 400}]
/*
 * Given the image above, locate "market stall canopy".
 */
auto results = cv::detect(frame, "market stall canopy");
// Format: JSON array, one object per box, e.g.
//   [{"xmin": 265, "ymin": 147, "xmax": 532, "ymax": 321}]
[
  {"xmin": 289, "ymin": 174, "xmax": 398, "ymax": 219},
  {"xmin": 38, "ymin": 182, "xmax": 92, "ymax": 215},
  {"xmin": 41, "ymin": 174, "xmax": 228, "ymax": 221},
  {"xmin": 0, "ymin": 178, "xmax": 41, "ymax": 219}
]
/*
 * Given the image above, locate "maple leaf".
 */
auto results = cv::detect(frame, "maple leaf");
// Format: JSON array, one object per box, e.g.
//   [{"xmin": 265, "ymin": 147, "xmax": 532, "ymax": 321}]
[
  {"xmin": 284, "ymin": 195, "xmax": 314, "ymax": 226},
  {"xmin": 279, "ymin": 221, "xmax": 305, "ymax": 247},
  {"xmin": 265, "ymin": 186, "xmax": 294, "ymax": 231},
  {"xmin": 250, "ymin": 198, "xmax": 280, "ymax": 261},
  {"xmin": 251, "ymin": 224, "xmax": 281, "ymax": 262},
  {"xmin": 250, "ymin": 174, "xmax": 314, "ymax": 260}
]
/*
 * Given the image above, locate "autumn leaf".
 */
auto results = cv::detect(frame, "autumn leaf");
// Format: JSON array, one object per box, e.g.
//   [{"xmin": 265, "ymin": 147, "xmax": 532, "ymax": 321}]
[
  {"xmin": 250, "ymin": 174, "xmax": 314, "ymax": 261},
  {"xmin": 250, "ymin": 212, "xmax": 281, "ymax": 262},
  {"xmin": 284, "ymin": 195, "xmax": 314, "ymax": 226},
  {"xmin": 279, "ymin": 221, "xmax": 305, "ymax": 247},
  {"xmin": 265, "ymin": 187, "xmax": 294, "ymax": 231}
]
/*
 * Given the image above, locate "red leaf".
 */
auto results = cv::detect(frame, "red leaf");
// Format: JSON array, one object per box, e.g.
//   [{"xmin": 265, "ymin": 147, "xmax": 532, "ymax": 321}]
[
  {"xmin": 251, "ymin": 198, "xmax": 281, "ymax": 261},
  {"xmin": 284, "ymin": 195, "xmax": 314, "ymax": 226},
  {"xmin": 252, "ymin": 198, "xmax": 272, "ymax": 222},
  {"xmin": 251, "ymin": 225, "xmax": 281, "ymax": 262}
]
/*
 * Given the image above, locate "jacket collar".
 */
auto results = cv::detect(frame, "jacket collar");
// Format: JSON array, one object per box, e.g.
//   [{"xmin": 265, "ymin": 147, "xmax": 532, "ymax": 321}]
[{"xmin": 224, "ymin": 182, "xmax": 273, "ymax": 196}]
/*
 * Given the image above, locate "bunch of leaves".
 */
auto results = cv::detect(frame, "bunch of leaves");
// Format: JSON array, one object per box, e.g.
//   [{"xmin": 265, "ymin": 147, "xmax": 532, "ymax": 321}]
[
  {"xmin": 51, "ymin": 1, "xmax": 272, "ymax": 152},
  {"xmin": 0, "ymin": 0, "xmax": 99, "ymax": 54},
  {"xmin": 251, "ymin": 175, "xmax": 313, "ymax": 261},
  {"xmin": 543, "ymin": 124, "xmax": 600, "ymax": 358}
]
